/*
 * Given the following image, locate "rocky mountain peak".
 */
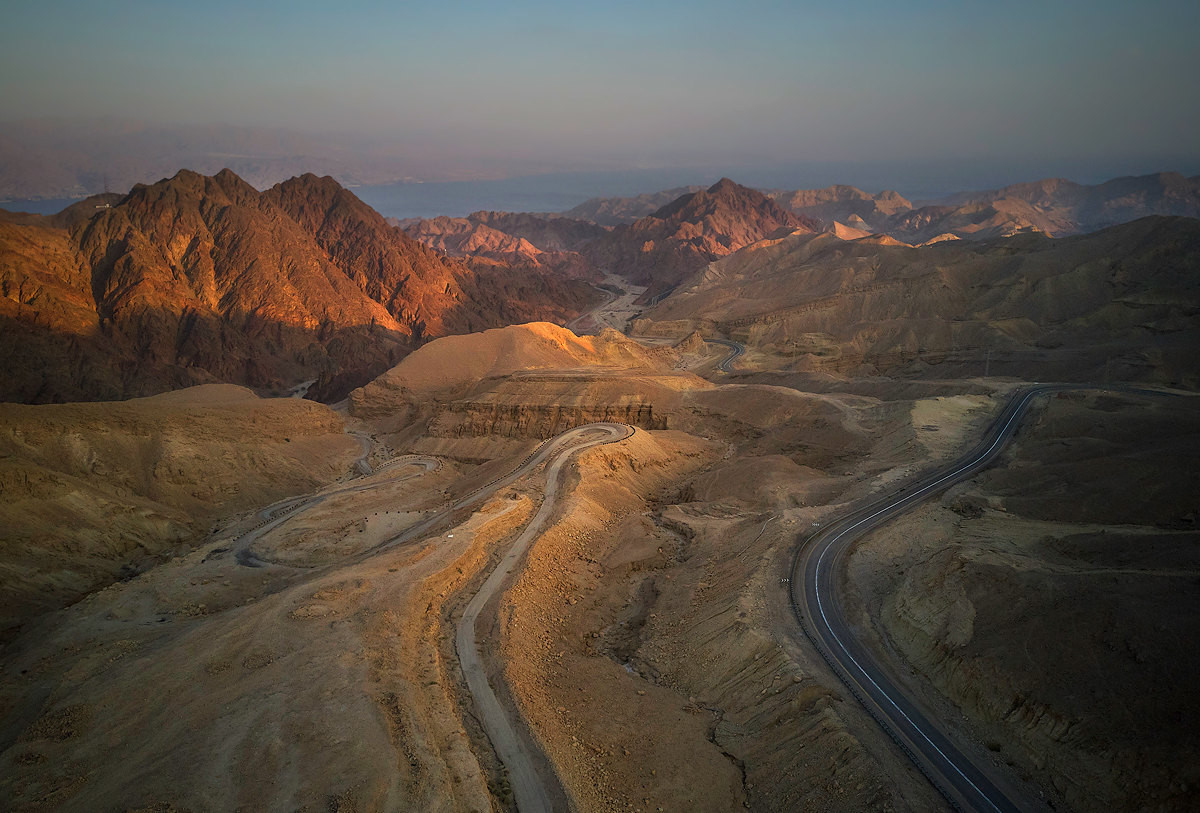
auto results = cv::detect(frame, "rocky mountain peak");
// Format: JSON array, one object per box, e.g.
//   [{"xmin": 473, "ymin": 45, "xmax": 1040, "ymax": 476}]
[{"xmin": 0, "ymin": 169, "xmax": 599, "ymax": 404}]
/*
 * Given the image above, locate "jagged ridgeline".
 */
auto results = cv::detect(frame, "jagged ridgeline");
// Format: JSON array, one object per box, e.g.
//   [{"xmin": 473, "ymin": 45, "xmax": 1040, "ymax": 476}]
[{"xmin": 0, "ymin": 170, "xmax": 599, "ymax": 404}]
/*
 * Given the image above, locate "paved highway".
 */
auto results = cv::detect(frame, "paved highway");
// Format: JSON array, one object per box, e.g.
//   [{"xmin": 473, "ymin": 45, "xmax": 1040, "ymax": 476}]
[
  {"xmin": 789, "ymin": 384, "xmax": 1178, "ymax": 813},
  {"xmin": 707, "ymin": 338, "xmax": 745, "ymax": 372}
]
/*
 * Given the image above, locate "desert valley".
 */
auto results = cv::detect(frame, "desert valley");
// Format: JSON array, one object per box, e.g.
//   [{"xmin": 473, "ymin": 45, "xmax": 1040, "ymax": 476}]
[
  {"xmin": 5, "ymin": 3, "xmax": 1200, "ymax": 809},
  {"xmin": 0, "ymin": 160, "xmax": 1197, "ymax": 813}
]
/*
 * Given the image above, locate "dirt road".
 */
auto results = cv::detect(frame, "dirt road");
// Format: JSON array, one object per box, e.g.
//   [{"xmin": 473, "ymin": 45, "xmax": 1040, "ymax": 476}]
[{"xmin": 456, "ymin": 423, "xmax": 632, "ymax": 813}]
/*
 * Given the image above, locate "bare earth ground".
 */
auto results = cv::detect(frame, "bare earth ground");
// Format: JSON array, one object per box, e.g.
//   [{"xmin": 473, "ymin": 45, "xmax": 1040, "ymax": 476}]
[
  {"xmin": 2, "ymin": 311, "xmax": 1192, "ymax": 812},
  {"xmin": 0, "ymin": 384, "xmax": 360, "ymax": 643}
]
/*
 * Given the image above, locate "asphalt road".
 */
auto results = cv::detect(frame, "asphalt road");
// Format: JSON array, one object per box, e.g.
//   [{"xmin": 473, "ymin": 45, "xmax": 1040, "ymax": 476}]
[
  {"xmin": 789, "ymin": 383, "xmax": 1178, "ymax": 813},
  {"xmin": 706, "ymin": 338, "xmax": 745, "ymax": 372},
  {"xmin": 456, "ymin": 422, "xmax": 632, "ymax": 813}
]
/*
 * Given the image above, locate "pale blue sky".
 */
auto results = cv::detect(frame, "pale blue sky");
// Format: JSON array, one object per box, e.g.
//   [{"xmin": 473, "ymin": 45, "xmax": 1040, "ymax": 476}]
[{"xmin": 2, "ymin": 0, "xmax": 1197, "ymax": 177}]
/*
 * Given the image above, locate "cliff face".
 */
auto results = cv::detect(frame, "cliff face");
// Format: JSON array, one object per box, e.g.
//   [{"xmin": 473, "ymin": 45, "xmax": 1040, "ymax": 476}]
[
  {"xmin": 0, "ymin": 170, "xmax": 599, "ymax": 404},
  {"xmin": 583, "ymin": 178, "xmax": 820, "ymax": 295}
]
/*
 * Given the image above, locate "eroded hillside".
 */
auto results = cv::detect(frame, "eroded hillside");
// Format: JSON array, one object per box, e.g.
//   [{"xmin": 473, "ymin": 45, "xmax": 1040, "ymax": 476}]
[
  {"xmin": 0, "ymin": 384, "xmax": 358, "ymax": 642},
  {"xmin": 635, "ymin": 216, "xmax": 1200, "ymax": 389},
  {"xmin": 846, "ymin": 389, "xmax": 1200, "ymax": 813}
]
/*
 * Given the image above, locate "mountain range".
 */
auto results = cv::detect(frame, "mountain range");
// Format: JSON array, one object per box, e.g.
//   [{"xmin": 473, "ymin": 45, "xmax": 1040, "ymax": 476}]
[
  {"xmin": 635, "ymin": 215, "xmax": 1200, "ymax": 388},
  {"xmin": 581, "ymin": 178, "xmax": 820, "ymax": 294},
  {"xmin": 565, "ymin": 172, "xmax": 1200, "ymax": 244},
  {"xmin": 396, "ymin": 179, "xmax": 816, "ymax": 295},
  {"xmin": 394, "ymin": 211, "xmax": 607, "ymax": 278},
  {"xmin": 0, "ymin": 169, "xmax": 597, "ymax": 404}
]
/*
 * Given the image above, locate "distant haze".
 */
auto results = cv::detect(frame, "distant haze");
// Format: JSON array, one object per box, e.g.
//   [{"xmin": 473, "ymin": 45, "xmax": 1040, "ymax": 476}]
[{"xmin": 2, "ymin": 1, "xmax": 1198, "ymax": 204}]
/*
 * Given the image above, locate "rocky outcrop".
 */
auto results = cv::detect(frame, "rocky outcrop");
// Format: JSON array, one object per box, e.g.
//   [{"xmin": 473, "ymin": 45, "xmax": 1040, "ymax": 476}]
[
  {"xmin": 430, "ymin": 401, "xmax": 665, "ymax": 438},
  {"xmin": 673, "ymin": 331, "xmax": 706, "ymax": 353}
]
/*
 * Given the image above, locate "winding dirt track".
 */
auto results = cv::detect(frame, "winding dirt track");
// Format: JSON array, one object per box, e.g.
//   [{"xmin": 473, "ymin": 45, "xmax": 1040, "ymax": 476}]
[
  {"xmin": 240, "ymin": 420, "xmax": 633, "ymax": 810},
  {"xmin": 233, "ymin": 457, "xmax": 441, "ymax": 567},
  {"xmin": 456, "ymin": 423, "xmax": 632, "ymax": 813}
]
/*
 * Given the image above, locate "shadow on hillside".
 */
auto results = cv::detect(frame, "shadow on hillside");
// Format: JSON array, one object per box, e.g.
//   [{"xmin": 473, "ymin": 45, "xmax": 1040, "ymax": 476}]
[
  {"xmin": 0, "ymin": 309, "xmax": 411, "ymax": 405},
  {"xmin": 0, "ymin": 266, "xmax": 604, "ymax": 405}
]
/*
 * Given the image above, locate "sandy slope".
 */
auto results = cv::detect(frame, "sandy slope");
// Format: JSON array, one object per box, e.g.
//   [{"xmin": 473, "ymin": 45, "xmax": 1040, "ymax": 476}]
[{"xmin": 0, "ymin": 384, "xmax": 358, "ymax": 641}]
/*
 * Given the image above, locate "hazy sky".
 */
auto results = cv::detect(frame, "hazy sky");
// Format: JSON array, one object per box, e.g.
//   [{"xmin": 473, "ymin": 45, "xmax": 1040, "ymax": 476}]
[{"xmin": 3, "ymin": 0, "xmax": 1198, "ymax": 177}]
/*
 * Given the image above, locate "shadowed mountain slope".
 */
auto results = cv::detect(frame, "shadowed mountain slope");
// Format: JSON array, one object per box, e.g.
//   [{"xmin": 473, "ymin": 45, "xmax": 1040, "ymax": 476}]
[{"xmin": 0, "ymin": 170, "xmax": 597, "ymax": 404}]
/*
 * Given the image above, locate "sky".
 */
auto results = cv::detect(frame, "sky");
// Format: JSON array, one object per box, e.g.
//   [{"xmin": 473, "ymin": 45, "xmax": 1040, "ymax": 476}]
[{"xmin": 2, "ymin": 0, "xmax": 1198, "ymax": 186}]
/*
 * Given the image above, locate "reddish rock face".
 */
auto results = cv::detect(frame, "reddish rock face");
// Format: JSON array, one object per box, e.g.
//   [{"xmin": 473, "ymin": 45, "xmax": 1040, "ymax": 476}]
[
  {"xmin": 400, "ymin": 210, "xmax": 607, "ymax": 280},
  {"xmin": 0, "ymin": 169, "xmax": 598, "ymax": 404},
  {"xmin": 583, "ymin": 178, "xmax": 820, "ymax": 295}
]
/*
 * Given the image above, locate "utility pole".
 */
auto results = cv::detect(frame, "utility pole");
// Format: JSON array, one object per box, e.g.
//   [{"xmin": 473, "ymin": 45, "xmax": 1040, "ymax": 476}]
[{"xmin": 984, "ymin": 349, "xmax": 991, "ymax": 378}]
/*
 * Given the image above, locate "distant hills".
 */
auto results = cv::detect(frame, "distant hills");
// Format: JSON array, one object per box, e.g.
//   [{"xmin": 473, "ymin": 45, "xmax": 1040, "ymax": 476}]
[
  {"xmin": 561, "ymin": 186, "xmax": 705, "ymax": 226},
  {"xmin": 633, "ymin": 215, "xmax": 1200, "ymax": 388},
  {"xmin": 763, "ymin": 185, "xmax": 914, "ymax": 231},
  {"xmin": 583, "ymin": 178, "xmax": 820, "ymax": 295},
  {"xmin": 397, "ymin": 179, "xmax": 817, "ymax": 295},
  {"xmin": 395, "ymin": 211, "xmax": 607, "ymax": 279},
  {"xmin": 398, "ymin": 172, "xmax": 1200, "ymax": 300},
  {"xmin": 0, "ymin": 169, "xmax": 596, "ymax": 404},
  {"xmin": 896, "ymin": 172, "xmax": 1200, "ymax": 240},
  {"xmin": 555, "ymin": 171, "xmax": 1200, "ymax": 245}
]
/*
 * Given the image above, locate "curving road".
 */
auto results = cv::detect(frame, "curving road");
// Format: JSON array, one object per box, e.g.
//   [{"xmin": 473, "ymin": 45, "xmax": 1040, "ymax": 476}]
[
  {"xmin": 789, "ymin": 383, "xmax": 1178, "ymax": 813},
  {"xmin": 456, "ymin": 423, "xmax": 632, "ymax": 813},
  {"xmin": 347, "ymin": 429, "xmax": 375, "ymax": 475},
  {"xmin": 707, "ymin": 338, "xmax": 745, "ymax": 372},
  {"xmin": 233, "ymin": 457, "xmax": 440, "ymax": 567},
  {"xmin": 235, "ymin": 421, "xmax": 633, "ymax": 811}
]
